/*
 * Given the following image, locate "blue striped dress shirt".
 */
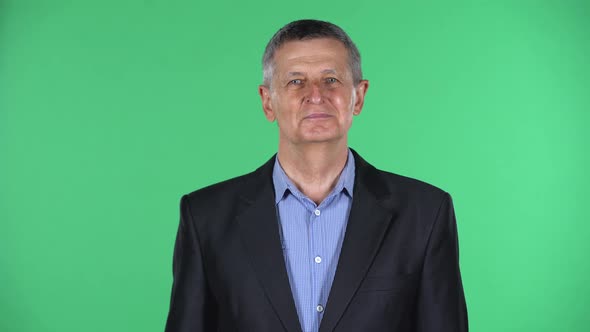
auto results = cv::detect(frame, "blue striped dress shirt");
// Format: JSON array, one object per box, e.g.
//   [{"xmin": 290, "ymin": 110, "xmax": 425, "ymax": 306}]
[{"xmin": 272, "ymin": 149, "xmax": 355, "ymax": 332}]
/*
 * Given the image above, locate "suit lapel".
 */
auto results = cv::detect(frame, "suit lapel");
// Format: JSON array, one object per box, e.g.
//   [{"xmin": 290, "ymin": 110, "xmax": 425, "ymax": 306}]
[
  {"xmin": 319, "ymin": 150, "xmax": 398, "ymax": 332},
  {"xmin": 236, "ymin": 156, "xmax": 303, "ymax": 332}
]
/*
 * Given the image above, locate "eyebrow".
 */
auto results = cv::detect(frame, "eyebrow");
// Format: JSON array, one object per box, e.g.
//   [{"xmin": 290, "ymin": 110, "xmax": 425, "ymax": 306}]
[{"xmin": 287, "ymin": 71, "xmax": 305, "ymax": 77}]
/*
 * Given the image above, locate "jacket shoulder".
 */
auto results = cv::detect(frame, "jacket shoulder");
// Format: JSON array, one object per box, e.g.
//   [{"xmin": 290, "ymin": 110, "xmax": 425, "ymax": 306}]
[
  {"xmin": 351, "ymin": 148, "xmax": 449, "ymax": 203},
  {"xmin": 183, "ymin": 170, "xmax": 254, "ymax": 205},
  {"xmin": 182, "ymin": 155, "xmax": 275, "ymax": 208},
  {"xmin": 371, "ymin": 166, "xmax": 450, "ymax": 206},
  {"xmin": 382, "ymin": 168, "xmax": 446, "ymax": 193}
]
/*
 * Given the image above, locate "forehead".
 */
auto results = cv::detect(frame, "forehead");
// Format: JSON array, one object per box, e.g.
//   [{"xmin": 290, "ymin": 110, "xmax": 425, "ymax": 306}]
[{"xmin": 273, "ymin": 38, "xmax": 349, "ymax": 72}]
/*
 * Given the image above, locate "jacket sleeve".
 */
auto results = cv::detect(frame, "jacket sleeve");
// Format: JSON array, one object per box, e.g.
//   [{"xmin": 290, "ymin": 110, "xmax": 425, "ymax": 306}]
[
  {"xmin": 165, "ymin": 195, "xmax": 218, "ymax": 332},
  {"xmin": 416, "ymin": 193, "xmax": 469, "ymax": 332}
]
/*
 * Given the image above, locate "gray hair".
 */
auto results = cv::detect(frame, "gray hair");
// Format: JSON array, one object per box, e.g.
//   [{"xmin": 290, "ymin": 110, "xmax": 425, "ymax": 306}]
[{"xmin": 262, "ymin": 19, "xmax": 362, "ymax": 88}]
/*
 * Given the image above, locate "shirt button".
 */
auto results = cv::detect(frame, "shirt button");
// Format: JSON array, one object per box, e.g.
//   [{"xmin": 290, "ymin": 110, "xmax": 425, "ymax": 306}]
[
  {"xmin": 314, "ymin": 256, "xmax": 322, "ymax": 264},
  {"xmin": 314, "ymin": 209, "xmax": 321, "ymax": 216},
  {"xmin": 316, "ymin": 304, "xmax": 324, "ymax": 313}
]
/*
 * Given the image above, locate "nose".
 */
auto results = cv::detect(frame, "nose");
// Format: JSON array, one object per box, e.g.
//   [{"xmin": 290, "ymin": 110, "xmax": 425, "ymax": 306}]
[{"xmin": 305, "ymin": 82, "xmax": 324, "ymax": 104}]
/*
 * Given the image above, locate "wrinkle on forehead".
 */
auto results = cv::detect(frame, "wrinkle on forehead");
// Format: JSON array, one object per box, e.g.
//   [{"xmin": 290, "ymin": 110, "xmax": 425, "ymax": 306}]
[
  {"xmin": 282, "ymin": 56, "xmax": 345, "ymax": 69},
  {"xmin": 278, "ymin": 57, "xmax": 350, "ymax": 79},
  {"xmin": 286, "ymin": 69, "xmax": 338, "ymax": 77}
]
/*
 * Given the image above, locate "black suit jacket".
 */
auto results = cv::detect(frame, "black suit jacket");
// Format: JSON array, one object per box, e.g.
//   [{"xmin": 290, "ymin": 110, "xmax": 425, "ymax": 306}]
[{"xmin": 165, "ymin": 149, "xmax": 468, "ymax": 332}]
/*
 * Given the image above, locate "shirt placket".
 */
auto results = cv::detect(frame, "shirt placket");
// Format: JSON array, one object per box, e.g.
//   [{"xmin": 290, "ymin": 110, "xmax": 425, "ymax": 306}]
[
  {"xmin": 310, "ymin": 202, "xmax": 321, "ymax": 332},
  {"xmin": 310, "ymin": 193, "xmax": 340, "ymax": 331}
]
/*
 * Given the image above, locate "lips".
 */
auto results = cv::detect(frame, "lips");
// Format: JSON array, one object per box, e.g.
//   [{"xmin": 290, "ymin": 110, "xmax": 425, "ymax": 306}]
[{"xmin": 304, "ymin": 113, "xmax": 332, "ymax": 119}]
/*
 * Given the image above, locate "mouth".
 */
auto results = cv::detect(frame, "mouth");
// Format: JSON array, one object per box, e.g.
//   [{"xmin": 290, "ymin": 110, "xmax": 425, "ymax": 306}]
[{"xmin": 304, "ymin": 113, "xmax": 332, "ymax": 120}]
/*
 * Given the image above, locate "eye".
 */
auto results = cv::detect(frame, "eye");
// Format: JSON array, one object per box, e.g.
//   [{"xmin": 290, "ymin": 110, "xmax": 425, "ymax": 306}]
[
  {"xmin": 288, "ymin": 79, "xmax": 303, "ymax": 85},
  {"xmin": 325, "ymin": 77, "xmax": 339, "ymax": 84}
]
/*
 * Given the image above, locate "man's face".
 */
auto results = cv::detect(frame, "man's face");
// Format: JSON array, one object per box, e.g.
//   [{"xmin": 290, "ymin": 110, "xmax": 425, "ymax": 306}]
[{"xmin": 259, "ymin": 38, "xmax": 368, "ymax": 146}]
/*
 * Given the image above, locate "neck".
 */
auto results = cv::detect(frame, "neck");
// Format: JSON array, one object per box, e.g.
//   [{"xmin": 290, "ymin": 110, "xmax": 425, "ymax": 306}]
[{"xmin": 276, "ymin": 140, "xmax": 349, "ymax": 205}]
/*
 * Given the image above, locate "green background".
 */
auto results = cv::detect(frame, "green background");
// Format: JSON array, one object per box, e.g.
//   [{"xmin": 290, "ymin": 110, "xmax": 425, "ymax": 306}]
[{"xmin": 2, "ymin": 0, "xmax": 589, "ymax": 331}]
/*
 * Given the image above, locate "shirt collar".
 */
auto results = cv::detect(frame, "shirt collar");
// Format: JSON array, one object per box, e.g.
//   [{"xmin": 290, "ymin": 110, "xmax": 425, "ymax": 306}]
[{"xmin": 272, "ymin": 148, "xmax": 355, "ymax": 204}]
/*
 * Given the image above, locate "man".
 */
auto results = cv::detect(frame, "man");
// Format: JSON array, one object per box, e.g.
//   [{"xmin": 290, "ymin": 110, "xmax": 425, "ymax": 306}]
[{"xmin": 165, "ymin": 19, "xmax": 468, "ymax": 332}]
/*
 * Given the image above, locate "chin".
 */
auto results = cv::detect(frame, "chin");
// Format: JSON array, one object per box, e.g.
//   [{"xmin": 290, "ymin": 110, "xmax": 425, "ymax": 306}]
[{"xmin": 299, "ymin": 132, "xmax": 343, "ymax": 144}]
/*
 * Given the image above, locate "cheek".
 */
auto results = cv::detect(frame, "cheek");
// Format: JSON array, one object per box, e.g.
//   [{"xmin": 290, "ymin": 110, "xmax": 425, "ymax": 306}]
[
  {"xmin": 272, "ymin": 102, "xmax": 300, "ymax": 128},
  {"xmin": 329, "ymin": 90, "xmax": 355, "ymax": 112}
]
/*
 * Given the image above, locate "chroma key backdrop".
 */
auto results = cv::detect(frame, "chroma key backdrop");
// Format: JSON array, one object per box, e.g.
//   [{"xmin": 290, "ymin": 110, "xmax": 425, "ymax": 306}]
[{"xmin": 1, "ymin": 1, "xmax": 589, "ymax": 331}]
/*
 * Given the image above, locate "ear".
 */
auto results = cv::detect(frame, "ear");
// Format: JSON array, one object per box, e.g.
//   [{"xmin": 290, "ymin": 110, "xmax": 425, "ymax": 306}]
[
  {"xmin": 352, "ymin": 79, "xmax": 369, "ymax": 115},
  {"xmin": 259, "ymin": 85, "xmax": 276, "ymax": 122}
]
